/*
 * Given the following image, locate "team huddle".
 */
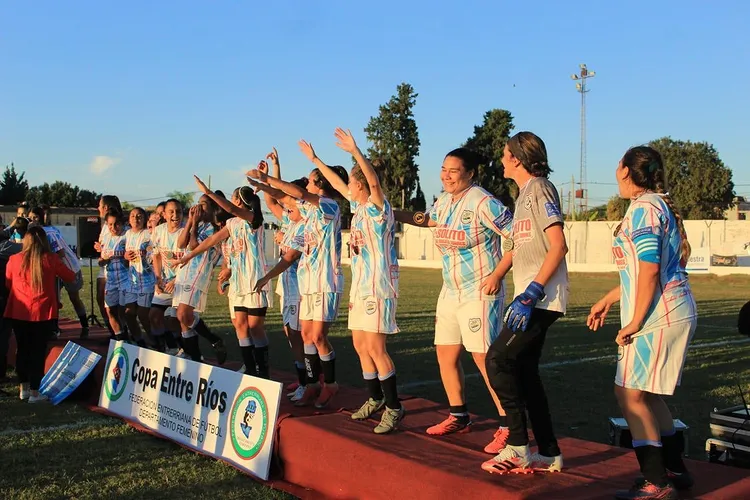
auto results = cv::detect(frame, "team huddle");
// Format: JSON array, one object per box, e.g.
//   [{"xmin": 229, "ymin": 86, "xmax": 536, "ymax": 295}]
[{"xmin": 88, "ymin": 129, "xmax": 693, "ymax": 500}]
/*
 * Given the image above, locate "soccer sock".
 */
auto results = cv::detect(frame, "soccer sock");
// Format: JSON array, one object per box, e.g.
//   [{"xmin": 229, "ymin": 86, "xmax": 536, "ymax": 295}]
[
  {"xmin": 163, "ymin": 330, "xmax": 178, "ymax": 349},
  {"xmin": 194, "ymin": 318, "xmax": 221, "ymax": 344},
  {"xmin": 303, "ymin": 344, "xmax": 321, "ymax": 385},
  {"xmin": 252, "ymin": 337, "xmax": 270, "ymax": 379},
  {"xmin": 180, "ymin": 331, "xmax": 202, "ymax": 362},
  {"xmin": 151, "ymin": 328, "xmax": 166, "ymax": 352},
  {"xmin": 295, "ymin": 361, "xmax": 307, "ymax": 387},
  {"xmin": 78, "ymin": 314, "xmax": 88, "ymax": 329},
  {"xmin": 364, "ymin": 371, "xmax": 384, "ymax": 401},
  {"xmin": 379, "ymin": 371, "xmax": 400, "ymax": 410},
  {"xmin": 661, "ymin": 428, "xmax": 687, "ymax": 473},
  {"xmin": 633, "ymin": 441, "xmax": 667, "ymax": 487},
  {"xmin": 449, "ymin": 404, "xmax": 470, "ymax": 424},
  {"xmin": 320, "ymin": 350, "xmax": 336, "ymax": 384},
  {"xmin": 239, "ymin": 337, "xmax": 257, "ymax": 376}
]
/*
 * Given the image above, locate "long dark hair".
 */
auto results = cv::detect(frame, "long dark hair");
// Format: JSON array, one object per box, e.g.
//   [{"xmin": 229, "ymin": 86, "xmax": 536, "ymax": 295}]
[
  {"xmin": 238, "ymin": 186, "xmax": 264, "ymax": 230},
  {"xmin": 507, "ymin": 131, "xmax": 552, "ymax": 178},
  {"xmin": 313, "ymin": 166, "xmax": 348, "ymax": 198},
  {"xmin": 621, "ymin": 146, "xmax": 691, "ymax": 263}
]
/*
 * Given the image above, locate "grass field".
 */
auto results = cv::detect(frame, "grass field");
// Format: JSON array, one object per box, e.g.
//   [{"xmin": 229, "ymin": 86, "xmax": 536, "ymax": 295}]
[{"xmin": 2, "ymin": 267, "xmax": 750, "ymax": 499}]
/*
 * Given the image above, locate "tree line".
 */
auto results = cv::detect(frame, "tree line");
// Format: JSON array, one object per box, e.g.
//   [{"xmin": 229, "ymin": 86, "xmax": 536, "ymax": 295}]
[{"xmin": 2, "ymin": 84, "xmax": 737, "ymax": 220}]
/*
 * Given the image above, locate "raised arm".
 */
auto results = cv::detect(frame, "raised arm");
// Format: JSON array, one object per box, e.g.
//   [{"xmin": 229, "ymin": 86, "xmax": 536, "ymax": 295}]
[
  {"xmin": 176, "ymin": 209, "xmax": 196, "ymax": 249},
  {"xmin": 334, "ymin": 128, "xmax": 385, "ymax": 208},
  {"xmin": 177, "ymin": 226, "xmax": 229, "ymax": 267},
  {"xmin": 299, "ymin": 140, "xmax": 349, "ymax": 199},
  {"xmin": 247, "ymin": 168, "xmax": 320, "ymax": 206},
  {"xmin": 194, "ymin": 175, "xmax": 255, "ymax": 223}
]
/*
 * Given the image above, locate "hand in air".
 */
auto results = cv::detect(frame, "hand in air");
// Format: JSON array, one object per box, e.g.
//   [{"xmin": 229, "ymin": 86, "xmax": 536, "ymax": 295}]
[
  {"xmin": 266, "ymin": 147, "xmax": 279, "ymax": 167},
  {"xmin": 258, "ymin": 160, "xmax": 269, "ymax": 175},
  {"xmin": 246, "ymin": 168, "xmax": 268, "ymax": 183},
  {"xmin": 194, "ymin": 175, "xmax": 210, "ymax": 194},
  {"xmin": 334, "ymin": 128, "xmax": 357, "ymax": 154},
  {"xmin": 298, "ymin": 140, "xmax": 317, "ymax": 162}
]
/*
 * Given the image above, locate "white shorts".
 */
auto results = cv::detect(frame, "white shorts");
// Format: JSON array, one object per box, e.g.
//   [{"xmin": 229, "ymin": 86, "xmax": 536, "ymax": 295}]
[
  {"xmin": 105, "ymin": 288, "xmax": 137, "ymax": 308},
  {"xmin": 61, "ymin": 270, "xmax": 84, "ymax": 293},
  {"xmin": 283, "ymin": 302, "xmax": 301, "ymax": 331},
  {"xmin": 300, "ymin": 293, "xmax": 340, "ymax": 323},
  {"xmin": 230, "ymin": 291, "xmax": 269, "ymax": 311},
  {"xmin": 348, "ymin": 296, "xmax": 399, "ymax": 334},
  {"xmin": 172, "ymin": 283, "xmax": 207, "ymax": 313},
  {"xmin": 97, "ymin": 267, "xmax": 106, "ymax": 280},
  {"xmin": 434, "ymin": 294, "xmax": 505, "ymax": 353},
  {"xmin": 152, "ymin": 291, "xmax": 173, "ymax": 307},
  {"xmin": 615, "ymin": 320, "xmax": 697, "ymax": 396},
  {"xmin": 127, "ymin": 291, "xmax": 154, "ymax": 308}
]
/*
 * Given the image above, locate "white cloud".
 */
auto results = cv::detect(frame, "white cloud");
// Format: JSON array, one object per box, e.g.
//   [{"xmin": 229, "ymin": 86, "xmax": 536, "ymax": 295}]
[{"xmin": 90, "ymin": 155, "xmax": 121, "ymax": 175}]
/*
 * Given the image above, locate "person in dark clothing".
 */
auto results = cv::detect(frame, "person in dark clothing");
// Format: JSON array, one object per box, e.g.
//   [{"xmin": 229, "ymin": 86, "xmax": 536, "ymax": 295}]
[{"xmin": 0, "ymin": 237, "xmax": 22, "ymax": 381}]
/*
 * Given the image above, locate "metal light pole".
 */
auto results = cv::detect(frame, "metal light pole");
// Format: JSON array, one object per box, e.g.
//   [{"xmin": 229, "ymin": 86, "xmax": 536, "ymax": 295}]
[{"xmin": 571, "ymin": 64, "xmax": 595, "ymax": 217}]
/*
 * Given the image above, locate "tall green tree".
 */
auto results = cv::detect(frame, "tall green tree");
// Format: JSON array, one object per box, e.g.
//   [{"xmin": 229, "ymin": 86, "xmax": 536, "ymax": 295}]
[
  {"xmin": 411, "ymin": 180, "xmax": 426, "ymax": 211},
  {"xmin": 364, "ymin": 83, "xmax": 421, "ymax": 209},
  {"xmin": 606, "ymin": 195, "xmax": 630, "ymax": 221},
  {"xmin": 0, "ymin": 164, "xmax": 29, "ymax": 205},
  {"xmin": 166, "ymin": 190, "xmax": 195, "ymax": 210},
  {"xmin": 463, "ymin": 109, "xmax": 516, "ymax": 209},
  {"xmin": 648, "ymin": 137, "xmax": 734, "ymax": 219},
  {"xmin": 26, "ymin": 181, "xmax": 100, "ymax": 207}
]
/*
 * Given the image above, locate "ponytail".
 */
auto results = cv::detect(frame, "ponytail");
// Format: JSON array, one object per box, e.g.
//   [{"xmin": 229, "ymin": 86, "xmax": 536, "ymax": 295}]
[{"xmin": 658, "ymin": 192, "xmax": 691, "ymax": 266}]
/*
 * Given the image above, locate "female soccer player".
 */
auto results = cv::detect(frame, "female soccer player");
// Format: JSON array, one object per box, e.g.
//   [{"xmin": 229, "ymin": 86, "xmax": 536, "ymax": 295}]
[
  {"xmin": 95, "ymin": 195, "xmax": 124, "ymax": 338},
  {"xmin": 170, "ymin": 195, "xmax": 223, "ymax": 363},
  {"xmin": 315, "ymin": 128, "xmax": 403, "ymax": 433},
  {"xmin": 99, "ymin": 210, "xmax": 130, "ymax": 341},
  {"xmin": 150, "ymin": 199, "xmax": 184, "ymax": 354},
  {"xmin": 247, "ymin": 145, "xmax": 349, "ymax": 409},
  {"xmin": 481, "ymin": 131, "xmax": 568, "ymax": 475},
  {"xmin": 587, "ymin": 146, "xmax": 696, "ymax": 499},
  {"xmin": 124, "ymin": 207, "xmax": 156, "ymax": 348},
  {"xmin": 28, "ymin": 207, "xmax": 89, "ymax": 338},
  {"xmin": 179, "ymin": 180, "xmax": 270, "ymax": 377},
  {"xmin": 394, "ymin": 148, "xmax": 512, "ymax": 450}
]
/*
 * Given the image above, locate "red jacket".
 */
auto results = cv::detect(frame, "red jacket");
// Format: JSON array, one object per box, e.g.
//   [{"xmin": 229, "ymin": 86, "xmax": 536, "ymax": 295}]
[{"xmin": 4, "ymin": 252, "xmax": 75, "ymax": 321}]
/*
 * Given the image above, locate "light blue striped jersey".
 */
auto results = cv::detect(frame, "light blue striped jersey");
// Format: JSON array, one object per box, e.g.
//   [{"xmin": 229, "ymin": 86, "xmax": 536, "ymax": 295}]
[
  {"xmin": 427, "ymin": 185, "xmax": 512, "ymax": 301},
  {"xmin": 349, "ymin": 197, "xmax": 399, "ymax": 299},
  {"xmin": 43, "ymin": 226, "xmax": 80, "ymax": 273},
  {"xmin": 279, "ymin": 217, "xmax": 305, "ymax": 302},
  {"xmin": 613, "ymin": 193, "xmax": 697, "ymax": 330},
  {"xmin": 296, "ymin": 197, "xmax": 344, "ymax": 294},
  {"xmin": 151, "ymin": 223, "xmax": 185, "ymax": 285},
  {"xmin": 102, "ymin": 229, "xmax": 128, "ymax": 291},
  {"xmin": 125, "ymin": 228, "xmax": 156, "ymax": 293},
  {"xmin": 176, "ymin": 222, "xmax": 220, "ymax": 293},
  {"xmin": 225, "ymin": 217, "xmax": 269, "ymax": 296}
]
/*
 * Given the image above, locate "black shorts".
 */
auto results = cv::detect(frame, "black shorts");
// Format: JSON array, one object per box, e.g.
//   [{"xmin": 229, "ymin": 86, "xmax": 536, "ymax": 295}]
[
  {"xmin": 233, "ymin": 306, "xmax": 267, "ymax": 317},
  {"xmin": 151, "ymin": 303, "xmax": 169, "ymax": 311}
]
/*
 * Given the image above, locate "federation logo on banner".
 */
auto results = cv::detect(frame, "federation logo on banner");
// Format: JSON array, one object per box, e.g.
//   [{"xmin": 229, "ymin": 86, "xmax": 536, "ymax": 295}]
[
  {"xmin": 230, "ymin": 387, "xmax": 269, "ymax": 460},
  {"xmin": 104, "ymin": 346, "xmax": 130, "ymax": 402}
]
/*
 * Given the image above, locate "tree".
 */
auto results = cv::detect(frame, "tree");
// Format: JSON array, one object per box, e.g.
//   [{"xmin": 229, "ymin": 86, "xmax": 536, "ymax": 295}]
[
  {"xmin": 0, "ymin": 164, "xmax": 29, "ymax": 205},
  {"xmin": 463, "ymin": 109, "xmax": 516, "ymax": 209},
  {"xmin": 364, "ymin": 83, "xmax": 421, "ymax": 210},
  {"xmin": 26, "ymin": 181, "xmax": 100, "ymax": 208},
  {"xmin": 122, "ymin": 201, "xmax": 135, "ymax": 212},
  {"xmin": 411, "ymin": 180, "xmax": 426, "ymax": 212},
  {"xmin": 648, "ymin": 137, "xmax": 734, "ymax": 219},
  {"xmin": 166, "ymin": 190, "xmax": 195, "ymax": 209},
  {"xmin": 606, "ymin": 196, "xmax": 630, "ymax": 221}
]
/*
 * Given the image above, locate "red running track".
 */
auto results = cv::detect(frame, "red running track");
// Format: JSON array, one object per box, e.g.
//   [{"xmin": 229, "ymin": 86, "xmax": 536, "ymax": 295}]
[{"xmin": 6, "ymin": 319, "xmax": 750, "ymax": 499}]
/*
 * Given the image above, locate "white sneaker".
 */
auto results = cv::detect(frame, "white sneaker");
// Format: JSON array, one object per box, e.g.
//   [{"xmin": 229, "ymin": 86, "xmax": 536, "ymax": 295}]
[
  {"xmin": 29, "ymin": 394, "xmax": 49, "ymax": 403},
  {"xmin": 289, "ymin": 385, "xmax": 306, "ymax": 402},
  {"xmin": 529, "ymin": 452, "xmax": 564, "ymax": 472},
  {"xmin": 481, "ymin": 444, "xmax": 532, "ymax": 474},
  {"xmin": 19, "ymin": 384, "xmax": 30, "ymax": 400}
]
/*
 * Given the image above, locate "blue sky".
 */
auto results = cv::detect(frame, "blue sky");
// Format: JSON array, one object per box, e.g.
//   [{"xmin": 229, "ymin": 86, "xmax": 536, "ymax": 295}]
[{"xmin": 2, "ymin": 1, "xmax": 749, "ymax": 210}]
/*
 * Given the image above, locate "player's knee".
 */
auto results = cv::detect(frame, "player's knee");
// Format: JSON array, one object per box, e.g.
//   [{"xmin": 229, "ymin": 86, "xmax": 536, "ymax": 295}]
[
  {"xmin": 176, "ymin": 308, "xmax": 193, "ymax": 328},
  {"xmin": 124, "ymin": 305, "xmax": 137, "ymax": 318}
]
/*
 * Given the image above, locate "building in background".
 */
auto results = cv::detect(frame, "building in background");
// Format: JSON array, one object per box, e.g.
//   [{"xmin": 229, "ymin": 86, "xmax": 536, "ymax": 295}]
[{"xmin": 725, "ymin": 197, "xmax": 750, "ymax": 220}]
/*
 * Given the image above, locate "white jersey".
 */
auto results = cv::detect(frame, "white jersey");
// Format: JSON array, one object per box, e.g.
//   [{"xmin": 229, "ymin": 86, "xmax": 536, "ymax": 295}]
[
  {"xmin": 151, "ymin": 223, "xmax": 185, "ymax": 286},
  {"xmin": 225, "ymin": 217, "xmax": 270, "ymax": 296},
  {"xmin": 279, "ymin": 217, "xmax": 305, "ymax": 303},
  {"xmin": 43, "ymin": 226, "xmax": 81, "ymax": 273},
  {"xmin": 176, "ymin": 222, "xmax": 220, "ymax": 293},
  {"xmin": 296, "ymin": 197, "xmax": 344, "ymax": 294},
  {"xmin": 125, "ymin": 228, "xmax": 156, "ymax": 294},
  {"xmin": 349, "ymin": 197, "xmax": 399, "ymax": 299},
  {"xmin": 427, "ymin": 185, "xmax": 512, "ymax": 302},
  {"xmin": 102, "ymin": 229, "xmax": 128, "ymax": 292}
]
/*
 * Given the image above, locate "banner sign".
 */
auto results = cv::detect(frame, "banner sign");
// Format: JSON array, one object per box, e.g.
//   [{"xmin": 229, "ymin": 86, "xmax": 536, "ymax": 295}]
[
  {"xmin": 686, "ymin": 246, "xmax": 710, "ymax": 273},
  {"xmin": 97, "ymin": 341, "xmax": 282, "ymax": 481},
  {"xmin": 39, "ymin": 341, "xmax": 102, "ymax": 405}
]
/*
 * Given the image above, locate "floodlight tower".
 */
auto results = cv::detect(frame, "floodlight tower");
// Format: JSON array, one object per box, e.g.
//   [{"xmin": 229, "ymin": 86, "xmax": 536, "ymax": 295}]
[{"xmin": 571, "ymin": 64, "xmax": 595, "ymax": 216}]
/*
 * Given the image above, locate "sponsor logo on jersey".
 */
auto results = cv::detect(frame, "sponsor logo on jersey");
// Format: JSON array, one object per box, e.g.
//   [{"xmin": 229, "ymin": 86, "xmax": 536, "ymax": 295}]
[
  {"xmin": 612, "ymin": 245, "xmax": 628, "ymax": 270},
  {"xmin": 631, "ymin": 226, "xmax": 655, "ymax": 239},
  {"xmin": 493, "ymin": 211, "xmax": 513, "ymax": 234},
  {"xmin": 512, "ymin": 218, "xmax": 533, "ymax": 246},
  {"xmin": 460, "ymin": 210, "xmax": 474, "ymax": 225},
  {"xmin": 544, "ymin": 202, "xmax": 562, "ymax": 219},
  {"xmin": 434, "ymin": 227, "xmax": 468, "ymax": 249},
  {"xmin": 524, "ymin": 195, "xmax": 533, "ymax": 210}
]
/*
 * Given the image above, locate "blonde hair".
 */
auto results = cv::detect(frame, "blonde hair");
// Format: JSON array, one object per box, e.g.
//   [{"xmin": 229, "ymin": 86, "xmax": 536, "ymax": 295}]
[{"xmin": 21, "ymin": 226, "xmax": 52, "ymax": 292}]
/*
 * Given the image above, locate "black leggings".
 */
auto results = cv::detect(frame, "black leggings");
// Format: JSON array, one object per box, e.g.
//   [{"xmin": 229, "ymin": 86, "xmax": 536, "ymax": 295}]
[
  {"xmin": 485, "ymin": 308, "xmax": 562, "ymax": 456},
  {"xmin": 14, "ymin": 320, "xmax": 53, "ymax": 390}
]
